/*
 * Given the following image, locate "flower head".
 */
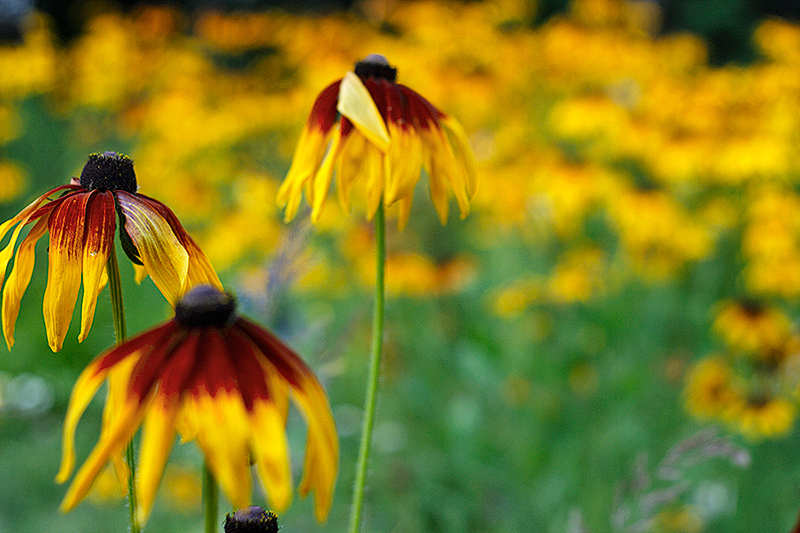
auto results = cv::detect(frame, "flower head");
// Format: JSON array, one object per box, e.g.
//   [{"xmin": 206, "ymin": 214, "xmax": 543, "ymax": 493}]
[
  {"xmin": 224, "ymin": 506, "xmax": 279, "ymax": 533},
  {"xmin": 277, "ymin": 54, "xmax": 477, "ymax": 228},
  {"xmin": 57, "ymin": 285, "xmax": 338, "ymax": 526},
  {"xmin": 0, "ymin": 152, "xmax": 221, "ymax": 351}
]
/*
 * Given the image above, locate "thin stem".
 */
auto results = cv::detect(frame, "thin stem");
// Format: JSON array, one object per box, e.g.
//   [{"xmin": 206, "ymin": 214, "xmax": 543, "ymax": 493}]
[
  {"xmin": 107, "ymin": 243, "xmax": 140, "ymax": 533},
  {"xmin": 203, "ymin": 463, "xmax": 219, "ymax": 533},
  {"xmin": 348, "ymin": 203, "xmax": 386, "ymax": 533}
]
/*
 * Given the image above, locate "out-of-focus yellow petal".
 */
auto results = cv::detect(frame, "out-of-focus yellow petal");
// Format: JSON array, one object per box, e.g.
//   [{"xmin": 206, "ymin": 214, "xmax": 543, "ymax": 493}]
[
  {"xmin": 103, "ymin": 355, "xmax": 139, "ymax": 491},
  {"xmin": 79, "ymin": 191, "xmax": 116, "ymax": 342},
  {"xmin": 440, "ymin": 115, "xmax": 478, "ymax": 199},
  {"xmin": 186, "ymin": 392, "xmax": 252, "ymax": 509},
  {"xmin": 116, "ymin": 191, "xmax": 189, "ymax": 305},
  {"xmin": 384, "ymin": 124, "xmax": 423, "ymax": 206},
  {"xmin": 250, "ymin": 399, "xmax": 292, "ymax": 512},
  {"xmin": 310, "ymin": 126, "xmax": 344, "ymax": 223},
  {"xmin": 278, "ymin": 126, "xmax": 335, "ymax": 222},
  {"xmin": 2, "ymin": 215, "xmax": 48, "ymax": 349},
  {"xmin": 136, "ymin": 397, "xmax": 180, "ymax": 526},
  {"xmin": 365, "ymin": 144, "xmax": 385, "ymax": 220},
  {"xmin": 292, "ymin": 376, "xmax": 338, "ymax": 522},
  {"xmin": 61, "ymin": 396, "xmax": 144, "ymax": 513},
  {"xmin": 56, "ymin": 358, "xmax": 113, "ymax": 484},
  {"xmin": 44, "ymin": 193, "xmax": 90, "ymax": 352},
  {"xmin": 337, "ymin": 72, "xmax": 390, "ymax": 152}
]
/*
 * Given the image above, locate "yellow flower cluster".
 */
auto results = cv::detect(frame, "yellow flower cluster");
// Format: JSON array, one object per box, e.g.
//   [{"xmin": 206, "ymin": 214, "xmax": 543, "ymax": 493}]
[
  {"xmin": 5, "ymin": 0, "xmax": 800, "ymax": 440},
  {"xmin": 0, "ymin": 0, "xmax": 795, "ymax": 301},
  {"xmin": 685, "ymin": 300, "xmax": 800, "ymax": 441}
]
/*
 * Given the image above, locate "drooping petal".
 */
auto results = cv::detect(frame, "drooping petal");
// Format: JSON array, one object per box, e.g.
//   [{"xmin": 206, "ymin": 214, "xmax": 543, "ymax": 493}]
[
  {"xmin": 440, "ymin": 114, "xmax": 478, "ymax": 199},
  {"xmin": 56, "ymin": 357, "xmax": 117, "ymax": 484},
  {"xmin": 337, "ymin": 72, "xmax": 390, "ymax": 152},
  {"xmin": 60, "ymin": 396, "xmax": 145, "ymax": 513},
  {"xmin": 136, "ymin": 396, "xmax": 180, "ymax": 525},
  {"xmin": 291, "ymin": 374, "xmax": 338, "ymax": 522},
  {"xmin": 237, "ymin": 318, "xmax": 338, "ymax": 521},
  {"xmin": 310, "ymin": 124, "xmax": 345, "ymax": 223},
  {"xmin": 2, "ymin": 215, "xmax": 49, "ymax": 349},
  {"xmin": 115, "ymin": 191, "xmax": 189, "ymax": 306},
  {"xmin": 44, "ymin": 192, "xmax": 91, "ymax": 352},
  {"xmin": 250, "ymin": 399, "xmax": 293, "ymax": 512},
  {"xmin": 79, "ymin": 191, "xmax": 116, "ymax": 342},
  {"xmin": 186, "ymin": 391, "xmax": 253, "ymax": 509},
  {"xmin": 278, "ymin": 81, "xmax": 341, "ymax": 222},
  {"xmin": 0, "ymin": 188, "xmax": 70, "ymax": 289}
]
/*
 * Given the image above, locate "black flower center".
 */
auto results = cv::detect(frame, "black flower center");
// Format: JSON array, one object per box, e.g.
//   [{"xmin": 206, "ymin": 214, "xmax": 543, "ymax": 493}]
[
  {"xmin": 354, "ymin": 53, "xmax": 397, "ymax": 82},
  {"xmin": 174, "ymin": 285, "xmax": 236, "ymax": 329},
  {"xmin": 79, "ymin": 152, "xmax": 138, "ymax": 193},
  {"xmin": 224, "ymin": 506, "xmax": 279, "ymax": 533}
]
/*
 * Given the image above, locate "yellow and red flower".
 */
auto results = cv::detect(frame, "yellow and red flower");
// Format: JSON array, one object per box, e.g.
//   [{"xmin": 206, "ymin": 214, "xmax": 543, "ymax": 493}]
[
  {"xmin": 57, "ymin": 285, "xmax": 338, "ymax": 525},
  {"xmin": 277, "ymin": 54, "xmax": 477, "ymax": 228},
  {"xmin": 0, "ymin": 152, "xmax": 221, "ymax": 351}
]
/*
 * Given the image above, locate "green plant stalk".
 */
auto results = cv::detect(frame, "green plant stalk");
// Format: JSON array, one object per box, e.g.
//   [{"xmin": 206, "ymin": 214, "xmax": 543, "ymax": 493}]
[
  {"xmin": 348, "ymin": 202, "xmax": 386, "ymax": 533},
  {"xmin": 203, "ymin": 463, "xmax": 218, "ymax": 533},
  {"xmin": 107, "ymin": 242, "xmax": 140, "ymax": 533}
]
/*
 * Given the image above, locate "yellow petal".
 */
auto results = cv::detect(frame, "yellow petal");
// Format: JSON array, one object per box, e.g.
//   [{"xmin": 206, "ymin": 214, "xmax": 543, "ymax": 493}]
[
  {"xmin": 384, "ymin": 123, "xmax": 423, "ymax": 206},
  {"xmin": 187, "ymin": 392, "xmax": 252, "ymax": 509},
  {"xmin": 278, "ymin": 125, "xmax": 335, "ymax": 222},
  {"xmin": 337, "ymin": 72, "xmax": 390, "ymax": 152},
  {"xmin": 310, "ymin": 125, "xmax": 344, "ymax": 224},
  {"xmin": 56, "ymin": 359, "xmax": 113, "ymax": 484},
  {"xmin": 79, "ymin": 192, "xmax": 116, "ymax": 342},
  {"xmin": 292, "ymin": 376, "xmax": 338, "ymax": 522},
  {"xmin": 2, "ymin": 215, "xmax": 48, "ymax": 349},
  {"xmin": 117, "ymin": 192, "xmax": 189, "ymax": 306},
  {"xmin": 44, "ymin": 194, "xmax": 90, "ymax": 352},
  {"xmin": 61, "ymin": 396, "xmax": 144, "ymax": 513},
  {"xmin": 441, "ymin": 115, "xmax": 478, "ymax": 200},
  {"xmin": 136, "ymin": 397, "xmax": 179, "ymax": 526},
  {"xmin": 250, "ymin": 399, "xmax": 292, "ymax": 512}
]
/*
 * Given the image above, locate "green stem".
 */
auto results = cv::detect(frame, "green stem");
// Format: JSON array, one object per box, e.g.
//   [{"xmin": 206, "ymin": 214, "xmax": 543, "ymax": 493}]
[
  {"xmin": 348, "ymin": 203, "xmax": 386, "ymax": 533},
  {"xmin": 203, "ymin": 463, "xmax": 218, "ymax": 533},
  {"xmin": 107, "ymin": 243, "xmax": 140, "ymax": 533}
]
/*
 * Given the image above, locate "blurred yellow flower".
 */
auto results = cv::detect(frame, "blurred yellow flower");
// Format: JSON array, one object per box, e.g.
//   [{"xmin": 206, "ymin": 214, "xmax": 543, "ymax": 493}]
[
  {"xmin": 713, "ymin": 299, "xmax": 793, "ymax": 355},
  {"xmin": 733, "ymin": 394, "xmax": 795, "ymax": 441},
  {"xmin": 684, "ymin": 357, "xmax": 742, "ymax": 421},
  {"xmin": 277, "ymin": 54, "xmax": 476, "ymax": 228}
]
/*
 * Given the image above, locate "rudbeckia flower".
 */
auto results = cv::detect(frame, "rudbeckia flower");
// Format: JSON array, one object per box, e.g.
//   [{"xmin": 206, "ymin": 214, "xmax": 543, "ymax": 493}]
[
  {"xmin": 0, "ymin": 151, "xmax": 221, "ymax": 352},
  {"xmin": 277, "ymin": 53, "xmax": 477, "ymax": 228},
  {"xmin": 57, "ymin": 285, "xmax": 338, "ymax": 526}
]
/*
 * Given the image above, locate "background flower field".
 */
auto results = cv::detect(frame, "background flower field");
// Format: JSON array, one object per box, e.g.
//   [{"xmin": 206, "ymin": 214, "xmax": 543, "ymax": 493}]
[{"xmin": 1, "ymin": 0, "xmax": 800, "ymax": 531}]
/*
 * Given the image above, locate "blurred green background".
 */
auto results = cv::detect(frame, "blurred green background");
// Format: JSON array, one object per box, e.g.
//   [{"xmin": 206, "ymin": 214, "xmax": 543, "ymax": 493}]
[{"xmin": 2, "ymin": 0, "xmax": 800, "ymax": 531}]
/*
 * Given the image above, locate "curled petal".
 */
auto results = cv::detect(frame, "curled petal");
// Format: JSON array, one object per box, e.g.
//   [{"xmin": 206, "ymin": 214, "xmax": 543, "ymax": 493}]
[
  {"xmin": 2, "ymin": 215, "xmax": 49, "ymax": 349},
  {"xmin": 44, "ymin": 192, "xmax": 91, "ymax": 352},
  {"xmin": 337, "ymin": 72, "xmax": 390, "ymax": 152},
  {"xmin": 116, "ymin": 191, "xmax": 189, "ymax": 306},
  {"xmin": 79, "ymin": 191, "xmax": 116, "ymax": 342}
]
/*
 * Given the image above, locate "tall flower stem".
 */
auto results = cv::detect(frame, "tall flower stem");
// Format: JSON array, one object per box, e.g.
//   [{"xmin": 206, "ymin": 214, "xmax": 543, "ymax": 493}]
[
  {"xmin": 203, "ymin": 463, "xmax": 218, "ymax": 533},
  {"xmin": 348, "ymin": 203, "xmax": 386, "ymax": 533},
  {"xmin": 107, "ymin": 242, "xmax": 140, "ymax": 533}
]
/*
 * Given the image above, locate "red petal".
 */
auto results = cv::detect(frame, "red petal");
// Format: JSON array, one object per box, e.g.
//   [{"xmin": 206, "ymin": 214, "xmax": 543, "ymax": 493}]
[
  {"xmin": 95, "ymin": 321, "xmax": 180, "ymax": 375},
  {"xmin": 308, "ymin": 80, "xmax": 342, "ymax": 133},
  {"xmin": 225, "ymin": 328, "xmax": 272, "ymax": 410},
  {"xmin": 129, "ymin": 327, "xmax": 192, "ymax": 400},
  {"xmin": 235, "ymin": 318, "xmax": 308, "ymax": 388}
]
